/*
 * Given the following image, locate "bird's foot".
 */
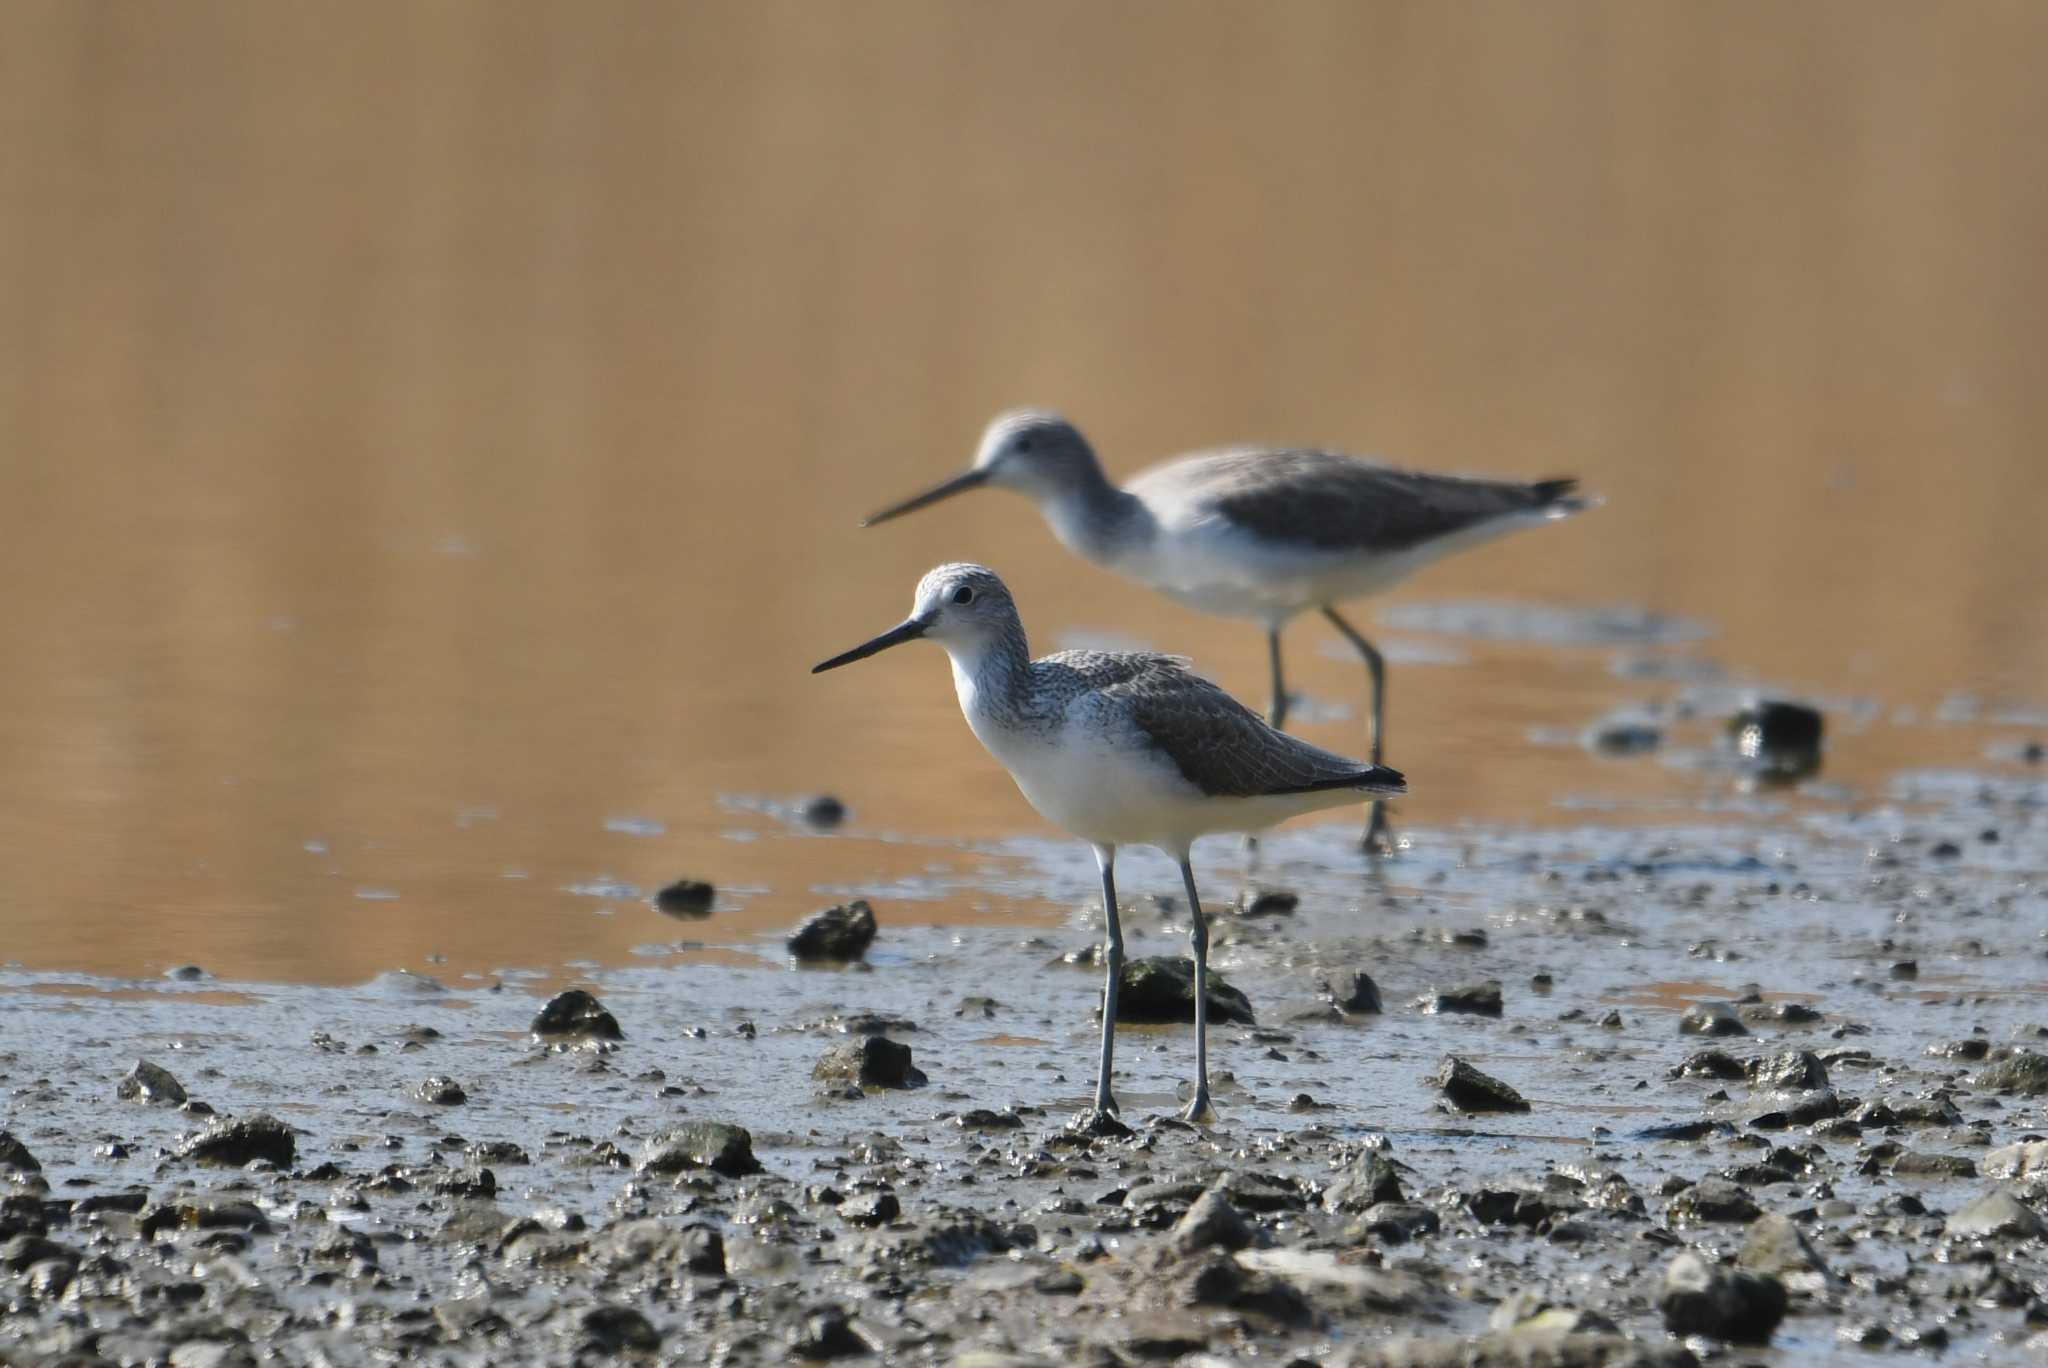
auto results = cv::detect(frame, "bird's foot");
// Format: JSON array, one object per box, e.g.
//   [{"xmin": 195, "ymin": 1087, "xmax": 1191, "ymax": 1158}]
[
  {"xmin": 1180, "ymin": 1089, "xmax": 1217, "ymax": 1124},
  {"xmin": 1361, "ymin": 809, "xmax": 1398, "ymax": 857},
  {"xmin": 1092, "ymin": 1087, "xmax": 1120, "ymax": 1117},
  {"xmin": 1069, "ymin": 1107, "xmax": 1133, "ymax": 1139}
]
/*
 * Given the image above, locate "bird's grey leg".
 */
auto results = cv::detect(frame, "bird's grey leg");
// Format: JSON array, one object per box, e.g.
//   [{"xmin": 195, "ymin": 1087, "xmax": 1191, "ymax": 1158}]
[
  {"xmin": 1177, "ymin": 856, "xmax": 1215, "ymax": 1122},
  {"xmin": 1321, "ymin": 605, "xmax": 1394, "ymax": 855},
  {"xmin": 1265, "ymin": 627, "xmax": 1289, "ymax": 732},
  {"xmin": 1092, "ymin": 843, "xmax": 1122, "ymax": 1117}
]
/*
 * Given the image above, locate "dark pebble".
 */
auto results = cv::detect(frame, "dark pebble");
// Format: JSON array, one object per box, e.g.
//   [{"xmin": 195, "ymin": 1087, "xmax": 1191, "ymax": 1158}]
[
  {"xmin": 789, "ymin": 1305, "xmax": 869, "ymax": 1359},
  {"xmin": 788, "ymin": 900, "xmax": 878, "ymax": 962},
  {"xmin": 1680, "ymin": 1002, "xmax": 1748, "ymax": 1037},
  {"xmin": 175, "ymin": 1114, "xmax": 296, "ymax": 1168},
  {"xmin": 653, "ymin": 878, "xmax": 715, "ymax": 917},
  {"xmin": 115, "ymin": 1059, "xmax": 188, "ymax": 1106},
  {"xmin": 1417, "ymin": 980, "xmax": 1503, "ymax": 1017},
  {"xmin": 1237, "ymin": 888, "xmax": 1298, "ymax": 917},
  {"xmin": 637, "ymin": 1122, "xmax": 761, "ymax": 1177},
  {"xmin": 1729, "ymin": 699, "xmax": 1824, "ymax": 780},
  {"xmin": 1111, "ymin": 956, "xmax": 1255, "ymax": 1025},
  {"xmin": 410, "ymin": 1075, "xmax": 467, "ymax": 1106},
  {"xmin": 1435, "ymin": 1055, "xmax": 1530, "ymax": 1112},
  {"xmin": 812, "ymin": 1037, "xmax": 927, "ymax": 1090},
  {"xmin": 1660, "ymin": 1250, "xmax": 1787, "ymax": 1343},
  {"xmin": 1321, "ymin": 970, "xmax": 1382, "ymax": 1015},
  {"xmin": 529, "ymin": 989, "xmax": 624, "ymax": 1042},
  {"xmin": 798, "ymin": 794, "xmax": 847, "ymax": 827}
]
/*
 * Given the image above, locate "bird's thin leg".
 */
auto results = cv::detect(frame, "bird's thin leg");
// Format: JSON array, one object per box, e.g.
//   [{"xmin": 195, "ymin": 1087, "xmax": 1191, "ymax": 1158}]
[
  {"xmin": 1092, "ymin": 843, "xmax": 1122, "ymax": 1118},
  {"xmin": 1322, "ymin": 605, "xmax": 1394, "ymax": 855},
  {"xmin": 1265, "ymin": 627, "xmax": 1289, "ymax": 732},
  {"xmin": 1177, "ymin": 855, "xmax": 1215, "ymax": 1122}
]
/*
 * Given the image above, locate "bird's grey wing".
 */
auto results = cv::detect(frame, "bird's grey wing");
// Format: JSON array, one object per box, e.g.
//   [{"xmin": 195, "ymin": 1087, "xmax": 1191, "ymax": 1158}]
[
  {"xmin": 1102, "ymin": 658, "xmax": 1403, "ymax": 799},
  {"xmin": 1159, "ymin": 449, "xmax": 1580, "ymax": 554}
]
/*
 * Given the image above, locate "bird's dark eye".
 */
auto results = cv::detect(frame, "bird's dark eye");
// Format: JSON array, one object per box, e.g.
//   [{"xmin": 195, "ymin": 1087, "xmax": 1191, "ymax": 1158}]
[
  {"xmin": 951, "ymin": 586, "xmax": 975, "ymax": 605},
  {"xmin": 1014, "ymin": 436, "xmax": 1034, "ymax": 454}
]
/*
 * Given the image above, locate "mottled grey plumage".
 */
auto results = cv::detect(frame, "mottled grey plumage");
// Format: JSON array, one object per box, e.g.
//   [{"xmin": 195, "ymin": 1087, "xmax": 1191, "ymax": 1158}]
[
  {"xmin": 1032, "ymin": 649, "xmax": 1391, "ymax": 798},
  {"xmin": 1151, "ymin": 448, "xmax": 1586, "ymax": 554}
]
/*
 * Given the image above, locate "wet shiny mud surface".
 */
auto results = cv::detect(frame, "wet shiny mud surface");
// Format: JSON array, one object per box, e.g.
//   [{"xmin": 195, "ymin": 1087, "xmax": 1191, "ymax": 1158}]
[{"xmin": 4, "ymin": 751, "xmax": 2046, "ymax": 1366}]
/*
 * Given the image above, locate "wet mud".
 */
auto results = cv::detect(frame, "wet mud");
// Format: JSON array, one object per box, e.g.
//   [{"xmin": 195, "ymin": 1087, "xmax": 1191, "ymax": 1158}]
[{"xmin": 3, "ymin": 746, "xmax": 2046, "ymax": 1365}]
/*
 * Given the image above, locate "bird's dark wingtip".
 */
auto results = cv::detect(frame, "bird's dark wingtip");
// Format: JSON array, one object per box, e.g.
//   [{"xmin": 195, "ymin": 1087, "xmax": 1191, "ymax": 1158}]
[{"xmin": 1533, "ymin": 476, "xmax": 1602, "ymax": 515}]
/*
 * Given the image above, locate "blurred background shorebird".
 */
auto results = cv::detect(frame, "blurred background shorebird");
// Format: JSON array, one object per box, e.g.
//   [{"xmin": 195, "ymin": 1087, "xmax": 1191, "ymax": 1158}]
[
  {"xmin": 812, "ymin": 563, "xmax": 1404, "ymax": 1123},
  {"xmin": 865, "ymin": 410, "xmax": 1595, "ymax": 853}
]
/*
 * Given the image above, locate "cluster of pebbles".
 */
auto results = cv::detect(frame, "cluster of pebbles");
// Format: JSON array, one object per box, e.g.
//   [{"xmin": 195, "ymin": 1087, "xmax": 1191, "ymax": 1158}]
[{"xmin": 1, "ymin": 766, "xmax": 2045, "ymax": 1364}]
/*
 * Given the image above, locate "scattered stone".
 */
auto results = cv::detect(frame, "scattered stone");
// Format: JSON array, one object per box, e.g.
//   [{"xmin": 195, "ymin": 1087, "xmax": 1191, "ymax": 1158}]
[
  {"xmin": 1945, "ymin": 1188, "xmax": 2047, "ymax": 1240},
  {"xmin": 1737, "ymin": 1213, "xmax": 1835, "ymax": 1294},
  {"xmin": 841, "ymin": 1191, "xmax": 901, "ymax": 1227},
  {"xmin": 789, "ymin": 1304, "xmax": 868, "ymax": 1358},
  {"xmin": 1354, "ymin": 1202, "xmax": 1440, "ymax": 1244},
  {"xmin": 582, "ymin": 1305, "xmax": 660, "ymax": 1353},
  {"xmin": 1747, "ymin": 1050, "xmax": 1827, "ymax": 1091},
  {"xmin": 1680, "ymin": 1002, "xmax": 1747, "ymax": 1036},
  {"xmin": 813, "ymin": 1037, "xmax": 927, "ymax": 1090},
  {"xmin": 1237, "ymin": 888, "xmax": 1298, "ymax": 917},
  {"xmin": 1890, "ymin": 960, "xmax": 1919, "ymax": 980},
  {"xmin": 1974, "ymin": 1050, "xmax": 2048, "ymax": 1096},
  {"xmin": 1660, "ymin": 1250, "xmax": 1787, "ymax": 1343},
  {"xmin": 1671, "ymin": 1049, "xmax": 1747, "ymax": 1081},
  {"xmin": 1665, "ymin": 1178, "xmax": 1761, "ymax": 1226},
  {"xmin": 116, "ymin": 1059, "xmax": 188, "ymax": 1105},
  {"xmin": 653, "ymin": 878, "xmax": 715, "ymax": 916},
  {"xmin": 1729, "ymin": 699, "xmax": 1823, "ymax": 780},
  {"xmin": 1435, "ymin": 1055, "xmax": 1530, "ymax": 1112},
  {"xmin": 798, "ymin": 794, "xmax": 848, "ymax": 827},
  {"xmin": 1417, "ymin": 980, "xmax": 1503, "ymax": 1017},
  {"xmin": 1982, "ymin": 1140, "xmax": 2048, "ymax": 1179},
  {"xmin": 596, "ymin": 1219, "xmax": 725, "ymax": 1274},
  {"xmin": 530, "ymin": 989, "xmax": 623, "ymax": 1042},
  {"xmin": 1173, "ymin": 1185, "xmax": 1253, "ymax": 1253},
  {"xmin": 1589, "ymin": 717, "xmax": 1662, "ymax": 755},
  {"xmin": 410, "ymin": 1075, "xmax": 467, "ymax": 1105},
  {"xmin": 175, "ymin": 1114, "xmax": 295, "ymax": 1168},
  {"xmin": 1111, "ymin": 956, "xmax": 1255, "ymax": 1024},
  {"xmin": 637, "ymin": 1122, "xmax": 762, "ymax": 1177},
  {"xmin": 1888, "ymin": 1150, "xmax": 1977, "ymax": 1179},
  {"xmin": 0, "ymin": 1132, "xmax": 42, "ymax": 1173},
  {"xmin": 1323, "ymin": 1151, "xmax": 1405, "ymax": 1211},
  {"xmin": 788, "ymin": 900, "xmax": 877, "ymax": 961},
  {"xmin": 1739, "ymin": 1000, "xmax": 1823, "ymax": 1026},
  {"xmin": 1321, "ymin": 970, "xmax": 1382, "ymax": 1014}
]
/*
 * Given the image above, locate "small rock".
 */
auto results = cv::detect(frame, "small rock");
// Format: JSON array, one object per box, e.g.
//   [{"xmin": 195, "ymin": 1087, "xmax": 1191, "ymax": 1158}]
[
  {"xmin": 1945, "ymin": 1188, "xmax": 2047, "ymax": 1240},
  {"xmin": 1589, "ymin": 718, "xmax": 1662, "ymax": 755},
  {"xmin": 117, "ymin": 1059, "xmax": 189, "ymax": 1105},
  {"xmin": 529, "ymin": 989, "xmax": 623, "ymax": 1042},
  {"xmin": 788, "ymin": 900, "xmax": 877, "ymax": 961},
  {"xmin": 638, "ymin": 1122, "xmax": 762, "ymax": 1177},
  {"xmin": 1660, "ymin": 1250, "xmax": 1787, "ymax": 1343},
  {"xmin": 841, "ymin": 1191, "xmax": 900, "ymax": 1227},
  {"xmin": 410, "ymin": 1075, "xmax": 467, "ymax": 1106},
  {"xmin": 1974, "ymin": 1050, "xmax": 2048, "ymax": 1096},
  {"xmin": 790, "ymin": 1304, "xmax": 868, "ymax": 1359},
  {"xmin": 582, "ymin": 1305, "xmax": 660, "ymax": 1353},
  {"xmin": 1417, "ymin": 981, "xmax": 1503, "ymax": 1017},
  {"xmin": 1680, "ymin": 1002, "xmax": 1748, "ymax": 1037},
  {"xmin": 1739, "ymin": 1001, "xmax": 1823, "ymax": 1026},
  {"xmin": 798, "ymin": 794, "xmax": 847, "ymax": 827},
  {"xmin": 1323, "ymin": 1151, "xmax": 1405, "ymax": 1211},
  {"xmin": 1747, "ymin": 1050, "xmax": 1828, "ymax": 1092},
  {"xmin": 1665, "ymin": 1178, "xmax": 1761, "ymax": 1226},
  {"xmin": 0, "ymin": 1131, "xmax": 42, "ymax": 1173},
  {"xmin": 1112, "ymin": 956, "xmax": 1256, "ymax": 1024},
  {"xmin": 175, "ymin": 1114, "xmax": 295, "ymax": 1168},
  {"xmin": 1435, "ymin": 1055, "xmax": 1530, "ymax": 1112},
  {"xmin": 1729, "ymin": 699, "xmax": 1823, "ymax": 780},
  {"xmin": 1321, "ymin": 970, "xmax": 1382, "ymax": 1014},
  {"xmin": 1737, "ymin": 1212, "xmax": 1835, "ymax": 1294},
  {"xmin": 1354, "ymin": 1203, "xmax": 1440, "ymax": 1244},
  {"xmin": 1982, "ymin": 1140, "xmax": 2048, "ymax": 1179},
  {"xmin": 1671, "ymin": 1048, "xmax": 1748, "ymax": 1081},
  {"xmin": 653, "ymin": 879, "xmax": 715, "ymax": 917},
  {"xmin": 812, "ymin": 1037, "xmax": 926, "ymax": 1089},
  {"xmin": 1888, "ymin": 1150, "xmax": 1977, "ymax": 1179},
  {"xmin": 1173, "ymin": 1185, "xmax": 1253, "ymax": 1253},
  {"xmin": 1890, "ymin": 960, "xmax": 1919, "ymax": 980},
  {"xmin": 1237, "ymin": 888, "xmax": 1297, "ymax": 917}
]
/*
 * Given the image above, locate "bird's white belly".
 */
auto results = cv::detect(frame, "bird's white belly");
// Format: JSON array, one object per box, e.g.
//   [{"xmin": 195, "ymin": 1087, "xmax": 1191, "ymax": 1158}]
[
  {"xmin": 1115, "ymin": 514, "xmax": 1533, "ymax": 625},
  {"xmin": 974, "ymin": 717, "xmax": 1196, "ymax": 846}
]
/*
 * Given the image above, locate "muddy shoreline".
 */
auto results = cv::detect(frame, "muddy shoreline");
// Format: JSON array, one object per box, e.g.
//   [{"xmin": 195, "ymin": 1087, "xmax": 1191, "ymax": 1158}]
[{"xmin": 2, "ymin": 777, "xmax": 2046, "ymax": 1366}]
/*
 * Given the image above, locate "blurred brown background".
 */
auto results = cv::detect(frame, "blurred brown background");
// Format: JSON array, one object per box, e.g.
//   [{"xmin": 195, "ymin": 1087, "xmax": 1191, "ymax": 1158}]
[{"xmin": 2, "ymin": 1, "xmax": 2044, "ymax": 983}]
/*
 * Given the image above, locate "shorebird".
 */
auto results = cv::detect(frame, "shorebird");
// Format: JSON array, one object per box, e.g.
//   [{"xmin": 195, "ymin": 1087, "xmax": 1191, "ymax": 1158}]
[
  {"xmin": 812, "ymin": 563, "xmax": 1404, "ymax": 1123},
  {"xmin": 864, "ymin": 411, "xmax": 1593, "ymax": 852}
]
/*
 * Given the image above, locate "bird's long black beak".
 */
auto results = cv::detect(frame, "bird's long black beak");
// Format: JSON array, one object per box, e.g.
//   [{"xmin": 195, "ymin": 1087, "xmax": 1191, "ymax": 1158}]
[
  {"xmin": 811, "ymin": 615, "xmax": 932, "ymax": 673},
  {"xmin": 861, "ymin": 468, "xmax": 988, "ymax": 527}
]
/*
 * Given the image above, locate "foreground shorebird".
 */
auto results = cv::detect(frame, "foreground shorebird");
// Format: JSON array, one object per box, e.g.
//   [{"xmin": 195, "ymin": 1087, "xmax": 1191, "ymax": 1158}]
[
  {"xmin": 813, "ymin": 563, "xmax": 1404, "ymax": 1122},
  {"xmin": 865, "ymin": 411, "xmax": 1593, "ymax": 852}
]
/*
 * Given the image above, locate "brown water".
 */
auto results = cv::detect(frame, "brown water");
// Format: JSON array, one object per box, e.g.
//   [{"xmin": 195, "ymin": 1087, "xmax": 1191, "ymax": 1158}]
[{"xmin": 2, "ymin": 2, "xmax": 2045, "ymax": 984}]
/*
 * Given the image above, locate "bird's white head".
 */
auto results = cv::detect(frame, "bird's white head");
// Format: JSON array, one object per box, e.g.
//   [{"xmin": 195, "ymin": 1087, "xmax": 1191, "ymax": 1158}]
[
  {"xmin": 811, "ymin": 563, "xmax": 1021, "ymax": 675},
  {"xmin": 861, "ymin": 410, "xmax": 1101, "ymax": 527}
]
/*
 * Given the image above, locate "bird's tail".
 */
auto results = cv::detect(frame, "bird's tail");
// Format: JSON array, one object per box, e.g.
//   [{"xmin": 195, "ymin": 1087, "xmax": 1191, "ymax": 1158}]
[
  {"xmin": 1271, "ymin": 764, "xmax": 1406, "ymax": 798},
  {"xmin": 1530, "ymin": 476, "xmax": 1602, "ymax": 518}
]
